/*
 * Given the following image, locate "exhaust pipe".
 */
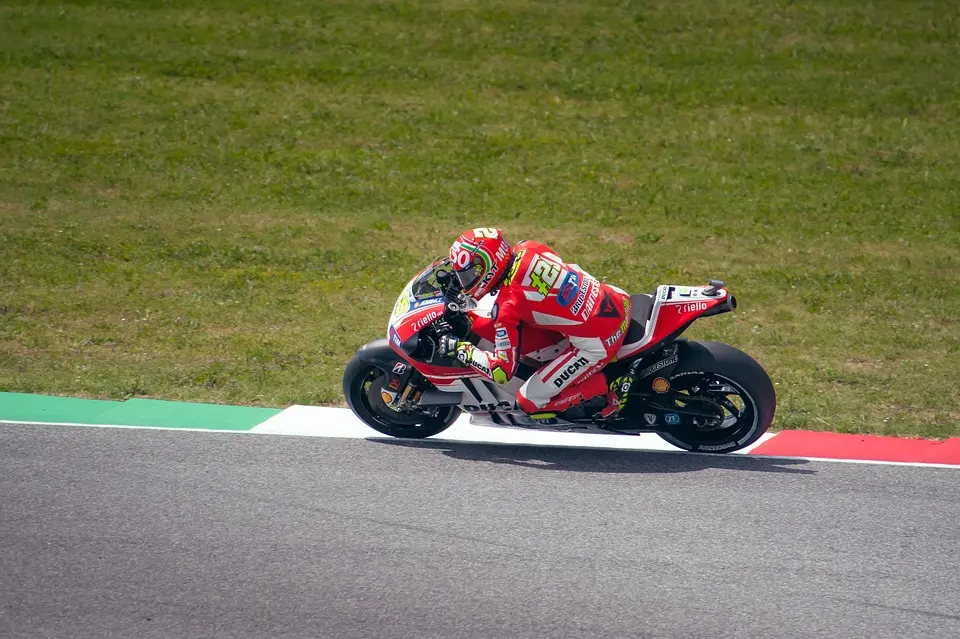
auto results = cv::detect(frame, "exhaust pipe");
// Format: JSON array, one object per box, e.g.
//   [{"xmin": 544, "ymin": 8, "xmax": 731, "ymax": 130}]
[{"xmin": 702, "ymin": 295, "xmax": 737, "ymax": 317}]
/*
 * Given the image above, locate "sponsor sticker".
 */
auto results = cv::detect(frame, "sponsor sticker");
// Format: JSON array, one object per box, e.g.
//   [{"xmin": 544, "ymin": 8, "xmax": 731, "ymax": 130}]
[
  {"xmin": 412, "ymin": 309, "xmax": 444, "ymax": 332},
  {"xmin": 644, "ymin": 413, "xmax": 657, "ymax": 425},
  {"xmin": 580, "ymin": 281, "xmax": 601, "ymax": 320},
  {"xmin": 472, "ymin": 361, "xmax": 491, "ymax": 376},
  {"xmin": 495, "ymin": 327, "xmax": 511, "ymax": 352},
  {"xmin": 392, "ymin": 362, "xmax": 407, "ymax": 375},
  {"xmin": 502, "ymin": 250, "xmax": 525, "ymax": 286},
  {"xmin": 463, "ymin": 400, "xmax": 515, "ymax": 413},
  {"xmin": 604, "ymin": 328, "xmax": 624, "ymax": 347},
  {"xmin": 651, "ymin": 377, "xmax": 671, "ymax": 393},
  {"xmin": 413, "ymin": 297, "xmax": 443, "ymax": 309},
  {"xmin": 552, "ymin": 393, "xmax": 585, "ymax": 410},
  {"xmin": 597, "ymin": 293, "xmax": 620, "ymax": 318},
  {"xmin": 638, "ymin": 354, "xmax": 679, "ymax": 378},
  {"xmin": 699, "ymin": 443, "xmax": 736, "ymax": 452},
  {"xmin": 556, "ymin": 271, "xmax": 580, "ymax": 307},
  {"xmin": 477, "ymin": 268, "xmax": 497, "ymax": 291},
  {"xmin": 677, "ymin": 301, "xmax": 709, "ymax": 315},
  {"xmin": 552, "ymin": 356, "xmax": 591, "ymax": 388},
  {"xmin": 570, "ymin": 278, "xmax": 591, "ymax": 315},
  {"xmin": 664, "ymin": 413, "xmax": 680, "ymax": 425},
  {"xmin": 392, "ymin": 293, "xmax": 412, "ymax": 319}
]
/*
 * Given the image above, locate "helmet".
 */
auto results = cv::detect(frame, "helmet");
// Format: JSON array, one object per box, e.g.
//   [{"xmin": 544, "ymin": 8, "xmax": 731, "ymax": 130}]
[{"xmin": 449, "ymin": 227, "xmax": 513, "ymax": 300}]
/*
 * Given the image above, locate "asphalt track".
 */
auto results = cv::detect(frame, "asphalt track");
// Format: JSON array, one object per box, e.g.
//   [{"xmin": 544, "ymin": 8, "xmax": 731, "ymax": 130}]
[{"xmin": 2, "ymin": 424, "xmax": 958, "ymax": 639}]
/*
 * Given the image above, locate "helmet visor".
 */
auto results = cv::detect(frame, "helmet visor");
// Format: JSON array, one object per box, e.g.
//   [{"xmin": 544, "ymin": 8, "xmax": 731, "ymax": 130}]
[{"xmin": 454, "ymin": 260, "xmax": 484, "ymax": 292}]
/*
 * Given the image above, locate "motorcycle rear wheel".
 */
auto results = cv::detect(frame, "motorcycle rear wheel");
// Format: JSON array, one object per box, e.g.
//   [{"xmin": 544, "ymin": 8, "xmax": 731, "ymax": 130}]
[{"xmin": 653, "ymin": 341, "xmax": 776, "ymax": 453}]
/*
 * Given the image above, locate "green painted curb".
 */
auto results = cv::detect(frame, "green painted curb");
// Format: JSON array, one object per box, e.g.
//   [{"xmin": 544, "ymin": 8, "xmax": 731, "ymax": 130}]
[
  {"xmin": 0, "ymin": 393, "xmax": 121, "ymax": 424},
  {"xmin": 0, "ymin": 392, "xmax": 282, "ymax": 431}
]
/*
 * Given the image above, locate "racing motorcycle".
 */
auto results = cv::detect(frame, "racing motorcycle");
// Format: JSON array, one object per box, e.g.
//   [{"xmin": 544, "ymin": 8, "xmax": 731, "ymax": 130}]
[{"xmin": 342, "ymin": 258, "xmax": 776, "ymax": 453}]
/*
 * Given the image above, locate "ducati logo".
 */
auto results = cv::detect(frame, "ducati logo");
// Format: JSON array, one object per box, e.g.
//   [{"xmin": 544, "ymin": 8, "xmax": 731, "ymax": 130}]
[
  {"xmin": 464, "ymin": 400, "xmax": 514, "ymax": 413},
  {"xmin": 552, "ymin": 356, "xmax": 590, "ymax": 388}
]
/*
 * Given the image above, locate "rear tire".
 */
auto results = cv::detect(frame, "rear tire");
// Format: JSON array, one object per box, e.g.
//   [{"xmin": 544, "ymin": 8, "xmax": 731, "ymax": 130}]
[
  {"xmin": 343, "ymin": 355, "xmax": 460, "ymax": 439},
  {"xmin": 655, "ymin": 341, "xmax": 776, "ymax": 453}
]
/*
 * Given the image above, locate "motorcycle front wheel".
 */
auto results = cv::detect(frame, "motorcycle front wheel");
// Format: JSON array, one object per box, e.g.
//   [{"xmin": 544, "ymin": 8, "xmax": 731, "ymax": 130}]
[{"xmin": 342, "ymin": 356, "xmax": 461, "ymax": 439}]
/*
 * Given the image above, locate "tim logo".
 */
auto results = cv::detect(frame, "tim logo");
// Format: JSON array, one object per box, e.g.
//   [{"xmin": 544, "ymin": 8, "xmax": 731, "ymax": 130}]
[{"xmin": 556, "ymin": 272, "xmax": 580, "ymax": 307}]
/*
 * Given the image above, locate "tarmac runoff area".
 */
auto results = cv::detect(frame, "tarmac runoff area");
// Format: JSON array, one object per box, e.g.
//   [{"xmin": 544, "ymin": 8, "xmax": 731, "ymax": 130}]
[{"xmin": 1, "ymin": 392, "xmax": 959, "ymax": 638}]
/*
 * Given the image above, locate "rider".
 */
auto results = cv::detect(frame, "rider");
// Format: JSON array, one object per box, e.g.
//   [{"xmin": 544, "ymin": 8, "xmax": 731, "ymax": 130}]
[{"xmin": 438, "ymin": 227, "xmax": 633, "ymax": 421}]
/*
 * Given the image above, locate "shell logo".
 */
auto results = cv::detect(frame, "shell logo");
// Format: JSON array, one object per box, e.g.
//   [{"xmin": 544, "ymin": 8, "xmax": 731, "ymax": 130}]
[{"xmin": 651, "ymin": 377, "xmax": 671, "ymax": 393}]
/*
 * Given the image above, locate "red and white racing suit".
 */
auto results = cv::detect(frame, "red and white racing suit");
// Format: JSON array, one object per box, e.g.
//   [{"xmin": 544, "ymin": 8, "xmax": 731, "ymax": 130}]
[{"xmin": 460, "ymin": 240, "xmax": 631, "ymax": 414}]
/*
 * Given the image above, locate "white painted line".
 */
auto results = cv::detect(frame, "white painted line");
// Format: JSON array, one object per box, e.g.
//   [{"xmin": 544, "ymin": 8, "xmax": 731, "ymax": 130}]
[
  {"xmin": 2, "ymin": 419, "xmax": 187, "ymax": 430},
  {"xmin": 254, "ymin": 410, "xmax": 958, "ymax": 466},
  {"xmin": 252, "ymin": 407, "xmax": 786, "ymax": 456},
  {"xmin": 4, "ymin": 409, "xmax": 957, "ymax": 468},
  {"xmin": 745, "ymin": 453, "xmax": 960, "ymax": 470},
  {"xmin": 251, "ymin": 405, "xmax": 687, "ymax": 452},
  {"xmin": 252, "ymin": 406, "xmax": 373, "ymax": 438},
  {"xmin": 733, "ymin": 432, "xmax": 777, "ymax": 454},
  {"xmin": 0, "ymin": 419, "xmax": 255, "ymax": 433}
]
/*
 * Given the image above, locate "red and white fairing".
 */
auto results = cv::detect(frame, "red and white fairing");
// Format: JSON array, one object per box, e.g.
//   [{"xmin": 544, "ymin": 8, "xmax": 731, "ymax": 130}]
[
  {"xmin": 616, "ymin": 284, "xmax": 731, "ymax": 360},
  {"xmin": 386, "ymin": 257, "xmax": 732, "ymax": 424}
]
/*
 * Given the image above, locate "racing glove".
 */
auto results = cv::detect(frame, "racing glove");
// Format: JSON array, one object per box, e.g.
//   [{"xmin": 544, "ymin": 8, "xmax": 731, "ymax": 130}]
[{"xmin": 438, "ymin": 334, "xmax": 473, "ymax": 366}]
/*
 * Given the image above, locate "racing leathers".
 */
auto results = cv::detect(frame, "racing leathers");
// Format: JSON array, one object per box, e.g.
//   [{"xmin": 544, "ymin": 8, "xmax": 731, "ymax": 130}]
[{"xmin": 450, "ymin": 240, "xmax": 631, "ymax": 415}]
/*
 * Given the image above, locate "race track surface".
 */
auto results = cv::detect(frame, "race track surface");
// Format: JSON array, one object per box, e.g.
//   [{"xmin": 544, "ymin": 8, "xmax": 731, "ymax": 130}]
[{"xmin": 2, "ymin": 424, "xmax": 958, "ymax": 639}]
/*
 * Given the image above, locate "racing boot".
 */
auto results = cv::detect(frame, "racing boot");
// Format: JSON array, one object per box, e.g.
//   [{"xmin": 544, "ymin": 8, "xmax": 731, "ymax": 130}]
[{"xmin": 600, "ymin": 367, "xmax": 638, "ymax": 419}]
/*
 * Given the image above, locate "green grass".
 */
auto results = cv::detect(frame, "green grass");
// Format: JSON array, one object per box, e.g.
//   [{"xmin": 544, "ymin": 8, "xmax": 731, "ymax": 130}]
[{"xmin": 1, "ymin": 0, "xmax": 958, "ymax": 437}]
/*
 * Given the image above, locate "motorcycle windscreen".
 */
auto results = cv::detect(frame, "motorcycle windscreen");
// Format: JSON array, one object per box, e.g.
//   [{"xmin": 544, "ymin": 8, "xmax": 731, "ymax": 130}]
[{"xmin": 388, "ymin": 258, "xmax": 453, "ymax": 343}]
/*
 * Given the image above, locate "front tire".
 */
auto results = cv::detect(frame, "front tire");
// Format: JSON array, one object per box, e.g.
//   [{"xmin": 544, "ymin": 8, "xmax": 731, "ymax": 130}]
[
  {"xmin": 343, "ymin": 355, "xmax": 460, "ymax": 438},
  {"xmin": 654, "ymin": 341, "xmax": 776, "ymax": 453}
]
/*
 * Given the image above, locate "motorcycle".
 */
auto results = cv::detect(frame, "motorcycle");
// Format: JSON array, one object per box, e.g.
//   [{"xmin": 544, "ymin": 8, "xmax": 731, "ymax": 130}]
[{"xmin": 342, "ymin": 257, "xmax": 776, "ymax": 453}]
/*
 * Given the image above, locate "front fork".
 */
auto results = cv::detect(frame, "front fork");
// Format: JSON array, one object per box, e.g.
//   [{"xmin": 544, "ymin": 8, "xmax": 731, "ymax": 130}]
[{"xmin": 379, "ymin": 366, "xmax": 430, "ymax": 412}]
